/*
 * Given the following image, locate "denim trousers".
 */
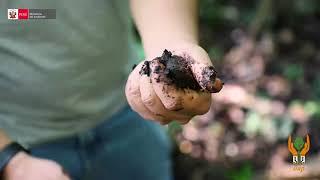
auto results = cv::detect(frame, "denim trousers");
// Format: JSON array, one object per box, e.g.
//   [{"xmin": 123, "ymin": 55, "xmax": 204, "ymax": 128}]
[{"xmin": 29, "ymin": 106, "xmax": 173, "ymax": 180}]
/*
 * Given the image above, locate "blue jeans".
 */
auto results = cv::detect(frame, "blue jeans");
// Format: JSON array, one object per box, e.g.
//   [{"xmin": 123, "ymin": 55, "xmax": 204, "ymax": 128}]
[{"xmin": 29, "ymin": 106, "xmax": 173, "ymax": 180}]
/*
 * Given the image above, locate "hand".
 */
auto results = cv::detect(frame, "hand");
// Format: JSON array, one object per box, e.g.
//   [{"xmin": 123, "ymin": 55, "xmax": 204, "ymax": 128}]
[
  {"xmin": 125, "ymin": 43, "xmax": 223, "ymax": 124},
  {"xmin": 2, "ymin": 152, "xmax": 70, "ymax": 180}
]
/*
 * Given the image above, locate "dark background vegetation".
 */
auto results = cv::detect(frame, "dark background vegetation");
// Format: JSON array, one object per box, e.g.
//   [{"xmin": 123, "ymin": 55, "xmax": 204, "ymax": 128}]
[{"xmin": 135, "ymin": 0, "xmax": 320, "ymax": 179}]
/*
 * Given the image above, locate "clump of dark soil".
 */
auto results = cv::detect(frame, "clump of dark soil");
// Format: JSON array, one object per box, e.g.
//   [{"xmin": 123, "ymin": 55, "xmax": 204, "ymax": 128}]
[
  {"xmin": 139, "ymin": 50, "xmax": 201, "ymax": 90},
  {"xmin": 156, "ymin": 50, "xmax": 202, "ymax": 90},
  {"xmin": 139, "ymin": 50, "xmax": 223, "ymax": 92},
  {"xmin": 139, "ymin": 61, "xmax": 150, "ymax": 76}
]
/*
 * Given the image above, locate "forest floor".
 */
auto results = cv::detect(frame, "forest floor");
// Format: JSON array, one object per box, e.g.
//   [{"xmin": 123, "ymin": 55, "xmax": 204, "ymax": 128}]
[{"xmin": 171, "ymin": 1, "xmax": 320, "ymax": 179}]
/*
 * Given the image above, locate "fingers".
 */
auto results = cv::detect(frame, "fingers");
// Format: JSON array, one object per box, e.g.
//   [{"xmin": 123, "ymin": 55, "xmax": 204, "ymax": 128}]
[
  {"xmin": 149, "ymin": 58, "xmax": 211, "ymax": 116},
  {"xmin": 61, "ymin": 174, "xmax": 71, "ymax": 180},
  {"xmin": 127, "ymin": 44, "xmax": 221, "ymax": 124},
  {"xmin": 125, "ymin": 62, "xmax": 169, "ymax": 122},
  {"xmin": 179, "ymin": 88, "xmax": 211, "ymax": 115},
  {"xmin": 149, "ymin": 56, "xmax": 212, "ymax": 117},
  {"xmin": 170, "ymin": 45, "xmax": 223, "ymax": 93},
  {"xmin": 149, "ymin": 58, "xmax": 184, "ymax": 111},
  {"xmin": 190, "ymin": 62, "xmax": 223, "ymax": 93},
  {"xmin": 139, "ymin": 74, "xmax": 192, "ymax": 123}
]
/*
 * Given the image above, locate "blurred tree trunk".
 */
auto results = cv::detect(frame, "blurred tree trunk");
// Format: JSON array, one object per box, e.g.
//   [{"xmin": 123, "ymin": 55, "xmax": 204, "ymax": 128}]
[{"xmin": 249, "ymin": 0, "xmax": 273, "ymax": 37}]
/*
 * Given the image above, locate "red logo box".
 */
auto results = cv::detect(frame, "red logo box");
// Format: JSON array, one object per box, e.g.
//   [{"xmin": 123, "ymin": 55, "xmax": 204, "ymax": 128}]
[{"xmin": 18, "ymin": 9, "xmax": 29, "ymax": 19}]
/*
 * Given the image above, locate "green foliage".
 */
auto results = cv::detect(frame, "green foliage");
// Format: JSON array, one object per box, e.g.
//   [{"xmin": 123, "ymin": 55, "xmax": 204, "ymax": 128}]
[
  {"xmin": 283, "ymin": 64, "xmax": 304, "ymax": 81},
  {"xmin": 273, "ymin": 117, "xmax": 294, "ymax": 139},
  {"xmin": 168, "ymin": 0, "xmax": 320, "ymax": 178},
  {"xmin": 290, "ymin": 100, "xmax": 320, "ymax": 119},
  {"xmin": 227, "ymin": 163, "xmax": 253, "ymax": 180},
  {"xmin": 293, "ymin": 0, "xmax": 319, "ymax": 15},
  {"xmin": 243, "ymin": 111, "xmax": 262, "ymax": 137},
  {"xmin": 312, "ymin": 78, "xmax": 320, "ymax": 101},
  {"xmin": 199, "ymin": 0, "xmax": 225, "ymax": 25},
  {"xmin": 305, "ymin": 101, "xmax": 320, "ymax": 118},
  {"xmin": 208, "ymin": 47, "xmax": 224, "ymax": 62}
]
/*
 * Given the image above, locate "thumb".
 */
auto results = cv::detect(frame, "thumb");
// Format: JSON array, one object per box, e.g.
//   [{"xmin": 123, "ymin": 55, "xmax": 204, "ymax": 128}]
[
  {"xmin": 172, "ymin": 45, "xmax": 223, "ymax": 93},
  {"xmin": 190, "ymin": 62, "xmax": 223, "ymax": 93}
]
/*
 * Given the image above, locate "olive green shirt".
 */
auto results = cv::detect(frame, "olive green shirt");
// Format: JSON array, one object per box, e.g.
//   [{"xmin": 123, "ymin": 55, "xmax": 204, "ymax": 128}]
[{"xmin": 0, "ymin": 0, "xmax": 138, "ymax": 147}]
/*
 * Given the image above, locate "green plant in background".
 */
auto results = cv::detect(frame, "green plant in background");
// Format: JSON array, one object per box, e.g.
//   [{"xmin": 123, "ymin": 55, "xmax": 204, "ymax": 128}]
[
  {"xmin": 290, "ymin": 100, "xmax": 320, "ymax": 119},
  {"xmin": 312, "ymin": 78, "xmax": 320, "ymax": 101},
  {"xmin": 227, "ymin": 163, "xmax": 253, "ymax": 180},
  {"xmin": 305, "ymin": 101, "xmax": 320, "ymax": 119},
  {"xmin": 165, "ymin": 0, "xmax": 320, "ymax": 178},
  {"xmin": 208, "ymin": 47, "xmax": 224, "ymax": 62},
  {"xmin": 293, "ymin": 0, "xmax": 319, "ymax": 15},
  {"xmin": 283, "ymin": 64, "xmax": 304, "ymax": 81},
  {"xmin": 242, "ymin": 111, "xmax": 262, "ymax": 137}
]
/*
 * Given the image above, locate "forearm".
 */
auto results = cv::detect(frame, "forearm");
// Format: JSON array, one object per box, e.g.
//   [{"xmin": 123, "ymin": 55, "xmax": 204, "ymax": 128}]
[
  {"xmin": 130, "ymin": 0, "xmax": 198, "ymax": 58},
  {"xmin": 0, "ymin": 130, "xmax": 11, "ymax": 150}
]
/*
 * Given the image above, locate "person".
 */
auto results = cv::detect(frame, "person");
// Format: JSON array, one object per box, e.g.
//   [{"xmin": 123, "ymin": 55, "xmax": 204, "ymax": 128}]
[{"xmin": 0, "ymin": 0, "xmax": 218, "ymax": 179}]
